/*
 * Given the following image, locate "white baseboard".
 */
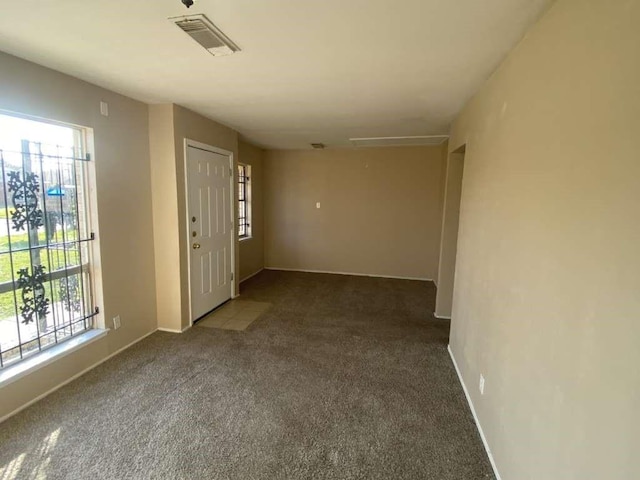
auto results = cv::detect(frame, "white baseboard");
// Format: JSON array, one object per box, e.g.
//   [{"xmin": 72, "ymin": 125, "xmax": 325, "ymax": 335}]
[
  {"xmin": 448, "ymin": 345, "xmax": 502, "ymax": 480},
  {"xmin": 434, "ymin": 313, "xmax": 452, "ymax": 320},
  {"xmin": 240, "ymin": 268, "xmax": 264, "ymax": 283},
  {"xmin": 0, "ymin": 329, "xmax": 158, "ymax": 424},
  {"xmin": 157, "ymin": 325, "xmax": 190, "ymax": 334},
  {"xmin": 265, "ymin": 267, "xmax": 433, "ymax": 282}
]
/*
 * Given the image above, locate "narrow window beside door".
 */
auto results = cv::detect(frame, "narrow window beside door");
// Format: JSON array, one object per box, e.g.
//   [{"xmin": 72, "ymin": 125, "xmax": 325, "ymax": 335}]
[
  {"xmin": 237, "ymin": 163, "xmax": 251, "ymax": 239},
  {"xmin": 0, "ymin": 112, "xmax": 98, "ymax": 368}
]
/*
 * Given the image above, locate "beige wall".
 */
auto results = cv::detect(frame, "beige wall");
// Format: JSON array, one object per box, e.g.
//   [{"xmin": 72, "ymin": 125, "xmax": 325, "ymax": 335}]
[
  {"xmin": 149, "ymin": 104, "xmax": 239, "ymax": 331},
  {"xmin": 149, "ymin": 105, "xmax": 180, "ymax": 331},
  {"xmin": 0, "ymin": 52, "xmax": 157, "ymax": 419},
  {"xmin": 264, "ymin": 146, "xmax": 446, "ymax": 280},
  {"xmin": 447, "ymin": 0, "xmax": 640, "ymax": 478},
  {"xmin": 238, "ymin": 140, "xmax": 265, "ymax": 282}
]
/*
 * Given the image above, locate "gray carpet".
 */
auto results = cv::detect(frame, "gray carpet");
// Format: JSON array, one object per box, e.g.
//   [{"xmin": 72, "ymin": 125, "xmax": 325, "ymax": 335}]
[{"xmin": 0, "ymin": 270, "xmax": 494, "ymax": 479}]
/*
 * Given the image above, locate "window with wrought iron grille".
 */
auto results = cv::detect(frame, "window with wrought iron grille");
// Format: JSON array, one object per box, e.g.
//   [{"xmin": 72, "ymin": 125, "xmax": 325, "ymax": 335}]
[
  {"xmin": 0, "ymin": 113, "xmax": 97, "ymax": 369},
  {"xmin": 237, "ymin": 163, "xmax": 251, "ymax": 238}
]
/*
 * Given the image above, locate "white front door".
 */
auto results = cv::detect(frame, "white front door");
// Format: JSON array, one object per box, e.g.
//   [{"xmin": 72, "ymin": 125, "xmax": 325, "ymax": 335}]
[{"xmin": 186, "ymin": 144, "xmax": 233, "ymax": 321}]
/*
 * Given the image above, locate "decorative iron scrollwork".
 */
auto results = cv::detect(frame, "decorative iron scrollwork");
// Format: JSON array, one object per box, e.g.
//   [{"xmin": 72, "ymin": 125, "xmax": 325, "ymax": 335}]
[
  {"xmin": 59, "ymin": 276, "xmax": 81, "ymax": 313},
  {"xmin": 17, "ymin": 266, "xmax": 50, "ymax": 324},
  {"xmin": 7, "ymin": 170, "xmax": 44, "ymax": 231}
]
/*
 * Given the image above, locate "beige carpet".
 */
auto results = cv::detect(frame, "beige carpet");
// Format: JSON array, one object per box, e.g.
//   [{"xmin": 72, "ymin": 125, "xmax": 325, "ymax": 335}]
[{"xmin": 0, "ymin": 270, "xmax": 494, "ymax": 479}]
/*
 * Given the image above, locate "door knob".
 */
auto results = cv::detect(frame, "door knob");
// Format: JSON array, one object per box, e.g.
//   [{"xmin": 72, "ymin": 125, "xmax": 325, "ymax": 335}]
[{"xmin": 192, "ymin": 243, "xmax": 201, "ymax": 249}]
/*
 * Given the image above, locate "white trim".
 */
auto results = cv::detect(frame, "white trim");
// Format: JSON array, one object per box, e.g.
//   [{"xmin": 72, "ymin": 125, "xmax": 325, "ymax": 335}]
[
  {"xmin": 434, "ymin": 313, "xmax": 452, "ymax": 320},
  {"xmin": 0, "ymin": 329, "xmax": 108, "ymax": 388},
  {"xmin": 448, "ymin": 345, "xmax": 502, "ymax": 480},
  {"xmin": 184, "ymin": 139, "xmax": 236, "ymax": 327},
  {"xmin": 0, "ymin": 329, "xmax": 157, "ymax": 424},
  {"xmin": 265, "ymin": 267, "xmax": 433, "ymax": 282},
  {"xmin": 240, "ymin": 268, "xmax": 264, "ymax": 283}
]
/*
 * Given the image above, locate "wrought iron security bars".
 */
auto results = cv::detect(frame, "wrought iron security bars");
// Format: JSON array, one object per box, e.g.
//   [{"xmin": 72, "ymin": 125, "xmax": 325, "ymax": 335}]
[
  {"xmin": 238, "ymin": 163, "xmax": 250, "ymax": 238},
  {"xmin": 0, "ymin": 124, "xmax": 96, "ymax": 368}
]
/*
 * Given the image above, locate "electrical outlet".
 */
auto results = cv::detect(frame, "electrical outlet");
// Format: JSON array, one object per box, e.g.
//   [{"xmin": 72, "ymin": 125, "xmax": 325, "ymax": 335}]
[
  {"xmin": 113, "ymin": 315, "xmax": 121, "ymax": 330},
  {"xmin": 316, "ymin": 202, "xmax": 321, "ymax": 209},
  {"xmin": 479, "ymin": 374, "xmax": 485, "ymax": 395}
]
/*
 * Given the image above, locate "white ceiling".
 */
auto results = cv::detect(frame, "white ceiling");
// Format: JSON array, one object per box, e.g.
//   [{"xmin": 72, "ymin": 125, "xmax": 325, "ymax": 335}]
[{"xmin": 0, "ymin": 0, "xmax": 551, "ymax": 149}]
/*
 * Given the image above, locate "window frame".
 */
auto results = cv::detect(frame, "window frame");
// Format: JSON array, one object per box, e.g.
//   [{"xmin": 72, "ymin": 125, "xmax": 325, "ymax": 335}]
[
  {"xmin": 237, "ymin": 163, "xmax": 251, "ymax": 240},
  {"xmin": 0, "ymin": 111, "xmax": 100, "ymax": 370}
]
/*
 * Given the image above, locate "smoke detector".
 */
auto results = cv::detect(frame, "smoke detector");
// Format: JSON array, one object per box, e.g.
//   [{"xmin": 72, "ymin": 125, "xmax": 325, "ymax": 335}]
[{"xmin": 170, "ymin": 14, "xmax": 240, "ymax": 57}]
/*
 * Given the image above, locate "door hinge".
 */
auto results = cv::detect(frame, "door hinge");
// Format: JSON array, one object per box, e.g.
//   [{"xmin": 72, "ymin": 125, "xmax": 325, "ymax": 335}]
[
  {"xmin": 231, "ymin": 272, "xmax": 234, "ymax": 281},
  {"xmin": 230, "ymin": 167, "xmax": 233, "ymax": 176}
]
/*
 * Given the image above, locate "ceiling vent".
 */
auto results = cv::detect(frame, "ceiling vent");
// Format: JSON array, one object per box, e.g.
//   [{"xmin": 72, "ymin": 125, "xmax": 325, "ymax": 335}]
[
  {"xmin": 170, "ymin": 14, "xmax": 240, "ymax": 57},
  {"xmin": 349, "ymin": 135, "xmax": 449, "ymax": 148},
  {"xmin": 310, "ymin": 143, "xmax": 325, "ymax": 149}
]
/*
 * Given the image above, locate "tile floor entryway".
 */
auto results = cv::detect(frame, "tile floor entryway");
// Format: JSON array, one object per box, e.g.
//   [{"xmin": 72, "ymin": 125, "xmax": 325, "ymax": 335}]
[{"xmin": 195, "ymin": 300, "xmax": 271, "ymax": 331}]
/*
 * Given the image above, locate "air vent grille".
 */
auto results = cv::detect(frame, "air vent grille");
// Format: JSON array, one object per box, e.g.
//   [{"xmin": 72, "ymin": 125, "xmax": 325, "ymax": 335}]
[
  {"xmin": 188, "ymin": 29, "xmax": 225, "ymax": 49},
  {"xmin": 350, "ymin": 135, "xmax": 449, "ymax": 147},
  {"xmin": 170, "ymin": 14, "xmax": 240, "ymax": 57},
  {"xmin": 177, "ymin": 20, "xmax": 208, "ymax": 33}
]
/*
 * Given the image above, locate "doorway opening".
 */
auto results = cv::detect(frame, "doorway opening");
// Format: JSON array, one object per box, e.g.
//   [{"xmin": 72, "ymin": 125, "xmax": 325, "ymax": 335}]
[{"xmin": 435, "ymin": 144, "xmax": 466, "ymax": 319}]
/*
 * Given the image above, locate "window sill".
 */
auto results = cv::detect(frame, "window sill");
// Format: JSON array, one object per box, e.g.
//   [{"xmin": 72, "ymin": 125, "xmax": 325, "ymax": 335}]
[
  {"xmin": 239, "ymin": 236, "xmax": 253, "ymax": 242},
  {"xmin": 0, "ymin": 329, "xmax": 108, "ymax": 388}
]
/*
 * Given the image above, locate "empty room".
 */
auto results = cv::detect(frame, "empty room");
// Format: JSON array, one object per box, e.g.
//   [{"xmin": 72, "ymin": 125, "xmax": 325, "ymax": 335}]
[{"xmin": 0, "ymin": 0, "xmax": 638, "ymax": 479}]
